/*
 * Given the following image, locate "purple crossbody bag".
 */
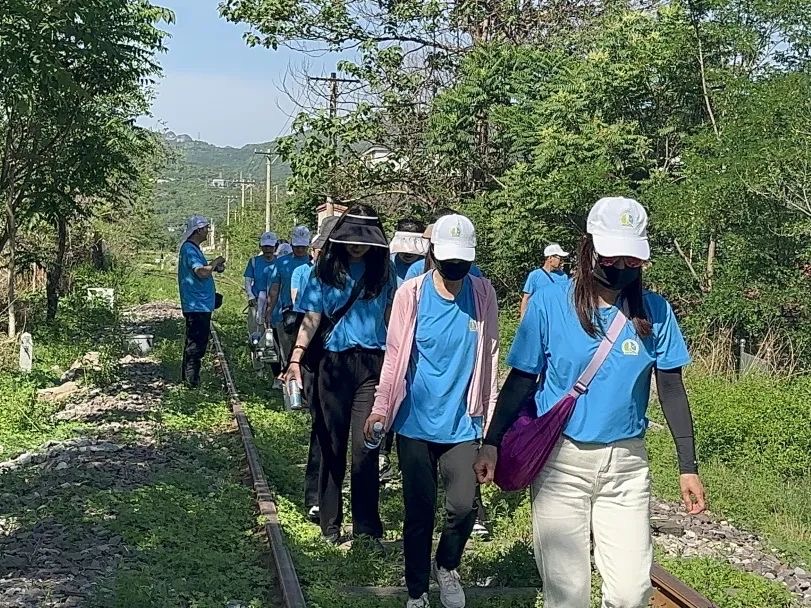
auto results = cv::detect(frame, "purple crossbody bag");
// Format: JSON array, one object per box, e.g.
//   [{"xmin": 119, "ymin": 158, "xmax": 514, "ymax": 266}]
[{"xmin": 494, "ymin": 308, "xmax": 628, "ymax": 492}]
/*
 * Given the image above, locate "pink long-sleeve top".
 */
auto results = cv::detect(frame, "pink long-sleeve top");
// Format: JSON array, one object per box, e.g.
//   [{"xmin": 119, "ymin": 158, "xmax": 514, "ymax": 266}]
[{"xmin": 372, "ymin": 271, "xmax": 500, "ymax": 432}]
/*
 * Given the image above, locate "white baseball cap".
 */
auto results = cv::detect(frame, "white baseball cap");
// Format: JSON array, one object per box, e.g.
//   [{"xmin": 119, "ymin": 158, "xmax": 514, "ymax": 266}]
[
  {"xmin": 260, "ymin": 231, "xmax": 279, "ymax": 247},
  {"xmin": 587, "ymin": 197, "xmax": 650, "ymax": 260},
  {"xmin": 291, "ymin": 226, "xmax": 311, "ymax": 247},
  {"xmin": 430, "ymin": 214, "xmax": 476, "ymax": 262},
  {"xmin": 178, "ymin": 215, "xmax": 210, "ymax": 251},
  {"xmin": 276, "ymin": 243, "xmax": 293, "ymax": 257},
  {"xmin": 544, "ymin": 243, "xmax": 569, "ymax": 258}
]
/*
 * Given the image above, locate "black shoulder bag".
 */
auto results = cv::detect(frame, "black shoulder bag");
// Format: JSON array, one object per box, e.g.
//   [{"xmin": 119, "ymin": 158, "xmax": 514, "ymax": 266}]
[{"xmin": 301, "ymin": 274, "xmax": 366, "ymax": 371}]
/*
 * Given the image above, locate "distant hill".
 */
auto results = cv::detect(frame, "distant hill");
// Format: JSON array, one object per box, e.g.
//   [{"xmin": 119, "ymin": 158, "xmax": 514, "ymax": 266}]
[{"xmin": 154, "ymin": 132, "xmax": 293, "ymax": 230}]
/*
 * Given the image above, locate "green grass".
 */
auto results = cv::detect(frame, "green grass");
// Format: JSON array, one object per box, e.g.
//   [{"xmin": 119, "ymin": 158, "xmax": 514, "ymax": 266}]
[{"xmin": 0, "ymin": 267, "xmax": 276, "ymax": 608}]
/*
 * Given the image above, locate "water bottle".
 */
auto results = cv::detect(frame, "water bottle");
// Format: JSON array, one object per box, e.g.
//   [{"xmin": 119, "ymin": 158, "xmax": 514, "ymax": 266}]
[
  {"xmin": 288, "ymin": 380, "xmax": 303, "ymax": 410},
  {"xmin": 364, "ymin": 421, "xmax": 385, "ymax": 450},
  {"xmin": 282, "ymin": 382, "xmax": 292, "ymax": 410}
]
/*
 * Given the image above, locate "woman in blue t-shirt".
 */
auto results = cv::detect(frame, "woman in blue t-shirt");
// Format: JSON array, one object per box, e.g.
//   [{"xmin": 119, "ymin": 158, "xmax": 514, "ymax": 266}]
[
  {"xmin": 285, "ymin": 204, "xmax": 394, "ymax": 545},
  {"xmin": 476, "ymin": 197, "xmax": 706, "ymax": 608}
]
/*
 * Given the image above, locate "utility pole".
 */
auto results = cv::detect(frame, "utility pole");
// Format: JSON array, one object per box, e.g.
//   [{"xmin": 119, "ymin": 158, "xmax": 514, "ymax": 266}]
[
  {"xmin": 254, "ymin": 150, "xmax": 276, "ymax": 231},
  {"xmin": 231, "ymin": 174, "xmax": 255, "ymax": 221},
  {"xmin": 307, "ymin": 72, "xmax": 359, "ymax": 216}
]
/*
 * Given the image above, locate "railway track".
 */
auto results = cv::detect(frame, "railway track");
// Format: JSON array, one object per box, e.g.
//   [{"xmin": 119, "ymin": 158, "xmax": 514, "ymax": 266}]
[{"xmin": 210, "ymin": 324, "xmax": 717, "ymax": 608}]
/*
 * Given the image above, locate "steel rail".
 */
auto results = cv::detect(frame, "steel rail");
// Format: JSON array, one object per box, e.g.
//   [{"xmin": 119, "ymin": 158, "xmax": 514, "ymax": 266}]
[{"xmin": 211, "ymin": 326, "xmax": 307, "ymax": 608}]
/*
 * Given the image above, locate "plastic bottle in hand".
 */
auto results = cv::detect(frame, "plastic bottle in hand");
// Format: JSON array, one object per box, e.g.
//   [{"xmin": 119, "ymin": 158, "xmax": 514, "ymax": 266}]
[{"xmin": 364, "ymin": 421, "xmax": 385, "ymax": 450}]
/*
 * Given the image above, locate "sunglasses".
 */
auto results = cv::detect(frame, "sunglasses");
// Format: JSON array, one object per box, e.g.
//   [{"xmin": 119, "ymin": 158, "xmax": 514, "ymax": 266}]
[{"xmin": 598, "ymin": 256, "xmax": 645, "ymax": 268}]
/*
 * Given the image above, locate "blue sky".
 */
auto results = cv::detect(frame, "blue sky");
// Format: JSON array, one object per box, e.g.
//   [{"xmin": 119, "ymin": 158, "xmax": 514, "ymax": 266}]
[{"xmin": 139, "ymin": 0, "xmax": 339, "ymax": 148}]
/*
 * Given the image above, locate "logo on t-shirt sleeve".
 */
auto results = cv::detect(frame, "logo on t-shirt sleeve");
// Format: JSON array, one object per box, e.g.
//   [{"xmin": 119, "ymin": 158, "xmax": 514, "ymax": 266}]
[{"xmin": 469, "ymin": 319, "xmax": 477, "ymax": 332}]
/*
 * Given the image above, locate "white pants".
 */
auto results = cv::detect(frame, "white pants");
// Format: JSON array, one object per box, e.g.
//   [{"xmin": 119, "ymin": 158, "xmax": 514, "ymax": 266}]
[{"xmin": 531, "ymin": 437, "xmax": 653, "ymax": 608}]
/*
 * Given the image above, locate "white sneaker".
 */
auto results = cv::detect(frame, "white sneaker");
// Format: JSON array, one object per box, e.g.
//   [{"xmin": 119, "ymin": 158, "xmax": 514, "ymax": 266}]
[
  {"xmin": 470, "ymin": 522, "xmax": 490, "ymax": 539},
  {"xmin": 432, "ymin": 561, "xmax": 465, "ymax": 608},
  {"xmin": 406, "ymin": 593, "xmax": 430, "ymax": 608}
]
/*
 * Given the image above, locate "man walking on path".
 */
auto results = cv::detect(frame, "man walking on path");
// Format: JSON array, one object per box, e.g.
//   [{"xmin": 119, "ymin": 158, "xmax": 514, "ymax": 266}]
[
  {"xmin": 244, "ymin": 231, "xmax": 279, "ymax": 340},
  {"xmin": 177, "ymin": 215, "xmax": 225, "ymax": 387},
  {"xmin": 520, "ymin": 243, "xmax": 569, "ymax": 318}
]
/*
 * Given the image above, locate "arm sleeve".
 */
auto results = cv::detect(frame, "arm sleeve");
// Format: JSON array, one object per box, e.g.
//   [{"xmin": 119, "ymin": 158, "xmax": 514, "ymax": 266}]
[
  {"xmin": 483, "ymin": 368, "xmax": 537, "ymax": 447},
  {"xmin": 655, "ymin": 367, "xmax": 699, "ymax": 474},
  {"xmin": 522, "ymin": 271, "xmax": 535, "ymax": 295},
  {"xmin": 244, "ymin": 277, "xmax": 255, "ymax": 300}
]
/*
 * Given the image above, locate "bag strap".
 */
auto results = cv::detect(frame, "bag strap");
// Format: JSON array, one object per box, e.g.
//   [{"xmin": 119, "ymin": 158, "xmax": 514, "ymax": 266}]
[
  {"xmin": 541, "ymin": 269, "xmax": 554, "ymax": 284},
  {"xmin": 327, "ymin": 273, "xmax": 366, "ymax": 328},
  {"xmin": 568, "ymin": 305, "xmax": 629, "ymax": 398}
]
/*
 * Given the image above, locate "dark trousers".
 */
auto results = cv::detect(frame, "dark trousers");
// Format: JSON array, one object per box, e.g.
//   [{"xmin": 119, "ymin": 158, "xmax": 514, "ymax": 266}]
[
  {"xmin": 382, "ymin": 430, "xmax": 395, "ymax": 456},
  {"xmin": 316, "ymin": 349, "xmax": 384, "ymax": 538},
  {"xmin": 398, "ymin": 436, "xmax": 479, "ymax": 599},
  {"xmin": 302, "ymin": 362, "xmax": 321, "ymax": 509},
  {"xmin": 182, "ymin": 312, "xmax": 211, "ymax": 387}
]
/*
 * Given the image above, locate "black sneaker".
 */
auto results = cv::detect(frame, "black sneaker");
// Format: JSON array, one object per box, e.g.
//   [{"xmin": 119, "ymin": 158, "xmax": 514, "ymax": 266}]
[{"xmin": 307, "ymin": 506, "xmax": 320, "ymax": 523}]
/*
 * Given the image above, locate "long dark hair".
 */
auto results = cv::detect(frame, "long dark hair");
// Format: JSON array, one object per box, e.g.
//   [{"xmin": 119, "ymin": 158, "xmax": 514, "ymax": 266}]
[
  {"xmin": 573, "ymin": 235, "xmax": 652, "ymax": 338},
  {"xmin": 316, "ymin": 204, "xmax": 390, "ymax": 299}
]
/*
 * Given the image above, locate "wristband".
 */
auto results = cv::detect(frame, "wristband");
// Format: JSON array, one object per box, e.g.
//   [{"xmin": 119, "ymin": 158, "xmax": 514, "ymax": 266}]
[
  {"xmin": 289, "ymin": 361, "xmax": 301, "ymax": 366},
  {"xmin": 293, "ymin": 345, "xmax": 307, "ymax": 352}
]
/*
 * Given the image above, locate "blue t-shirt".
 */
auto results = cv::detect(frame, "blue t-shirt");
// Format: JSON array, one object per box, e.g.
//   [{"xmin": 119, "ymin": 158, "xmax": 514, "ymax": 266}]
[
  {"xmin": 269, "ymin": 254, "xmax": 312, "ymax": 311},
  {"xmin": 404, "ymin": 258, "xmax": 483, "ymax": 281},
  {"xmin": 391, "ymin": 253, "xmax": 424, "ymax": 287},
  {"xmin": 243, "ymin": 255, "xmax": 276, "ymax": 298},
  {"xmin": 299, "ymin": 260, "xmax": 395, "ymax": 352},
  {"xmin": 394, "ymin": 276, "xmax": 482, "ymax": 443},
  {"xmin": 507, "ymin": 283, "xmax": 691, "ymax": 444},
  {"xmin": 177, "ymin": 241, "xmax": 215, "ymax": 313},
  {"xmin": 522, "ymin": 268, "xmax": 569, "ymax": 296},
  {"xmin": 291, "ymin": 264, "xmax": 312, "ymax": 309}
]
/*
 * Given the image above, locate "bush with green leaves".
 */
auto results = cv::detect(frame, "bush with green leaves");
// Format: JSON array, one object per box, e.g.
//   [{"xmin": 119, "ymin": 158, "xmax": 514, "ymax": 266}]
[{"xmin": 685, "ymin": 374, "xmax": 811, "ymax": 479}]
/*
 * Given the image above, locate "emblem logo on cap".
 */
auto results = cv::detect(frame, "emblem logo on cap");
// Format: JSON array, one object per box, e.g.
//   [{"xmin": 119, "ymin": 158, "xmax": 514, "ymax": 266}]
[
  {"xmin": 450, "ymin": 223, "xmax": 462, "ymax": 238},
  {"xmin": 619, "ymin": 211, "xmax": 634, "ymax": 228}
]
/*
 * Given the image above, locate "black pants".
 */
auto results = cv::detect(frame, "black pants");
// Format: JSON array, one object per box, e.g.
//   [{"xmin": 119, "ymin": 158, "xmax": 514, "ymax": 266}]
[
  {"xmin": 382, "ymin": 430, "xmax": 395, "ymax": 456},
  {"xmin": 316, "ymin": 348, "xmax": 384, "ymax": 538},
  {"xmin": 302, "ymin": 362, "xmax": 321, "ymax": 510},
  {"xmin": 182, "ymin": 312, "xmax": 211, "ymax": 387},
  {"xmin": 399, "ymin": 436, "xmax": 479, "ymax": 599}
]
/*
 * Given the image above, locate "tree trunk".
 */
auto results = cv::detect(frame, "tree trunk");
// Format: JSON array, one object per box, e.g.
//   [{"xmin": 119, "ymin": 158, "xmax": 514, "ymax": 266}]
[
  {"xmin": 5, "ymin": 189, "xmax": 16, "ymax": 338},
  {"xmin": 91, "ymin": 230, "xmax": 109, "ymax": 270},
  {"xmin": 46, "ymin": 216, "xmax": 68, "ymax": 322}
]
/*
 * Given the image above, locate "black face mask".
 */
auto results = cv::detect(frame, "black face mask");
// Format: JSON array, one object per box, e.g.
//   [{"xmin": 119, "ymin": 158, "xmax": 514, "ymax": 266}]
[
  {"xmin": 435, "ymin": 259, "xmax": 472, "ymax": 281},
  {"xmin": 593, "ymin": 263, "xmax": 640, "ymax": 291}
]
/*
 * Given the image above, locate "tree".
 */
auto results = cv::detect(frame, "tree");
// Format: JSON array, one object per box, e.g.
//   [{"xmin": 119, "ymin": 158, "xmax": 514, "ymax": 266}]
[{"xmin": 0, "ymin": 0, "xmax": 172, "ymax": 334}]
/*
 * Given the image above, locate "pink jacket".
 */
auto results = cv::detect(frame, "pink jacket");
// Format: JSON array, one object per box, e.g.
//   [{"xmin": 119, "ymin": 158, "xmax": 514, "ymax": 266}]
[{"xmin": 372, "ymin": 271, "xmax": 500, "ymax": 433}]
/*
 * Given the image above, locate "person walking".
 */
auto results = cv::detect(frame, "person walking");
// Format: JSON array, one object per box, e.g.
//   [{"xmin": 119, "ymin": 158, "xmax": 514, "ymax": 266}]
[
  {"xmin": 366, "ymin": 214, "xmax": 499, "ymax": 608},
  {"xmin": 294, "ymin": 216, "xmax": 340, "ymax": 523},
  {"xmin": 264, "ymin": 226, "xmax": 312, "ymax": 370},
  {"xmin": 244, "ymin": 231, "xmax": 279, "ymax": 340},
  {"xmin": 284, "ymin": 205, "xmax": 395, "ymax": 545},
  {"xmin": 475, "ymin": 197, "xmax": 706, "ymax": 608},
  {"xmin": 177, "ymin": 215, "xmax": 225, "ymax": 388},
  {"xmin": 519, "ymin": 243, "xmax": 570, "ymax": 318}
]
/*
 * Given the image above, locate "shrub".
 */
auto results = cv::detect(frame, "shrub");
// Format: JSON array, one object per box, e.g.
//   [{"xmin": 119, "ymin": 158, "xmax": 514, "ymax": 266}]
[{"xmin": 686, "ymin": 374, "xmax": 811, "ymax": 479}]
